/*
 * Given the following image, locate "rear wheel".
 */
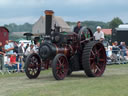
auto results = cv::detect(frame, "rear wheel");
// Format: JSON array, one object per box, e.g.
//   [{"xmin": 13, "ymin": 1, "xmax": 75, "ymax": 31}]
[
  {"xmin": 82, "ymin": 41, "xmax": 106, "ymax": 77},
  {"xmin": 52, "ymin": 54, "xmax": 68, "ymax": 80},
  {"xmin": 25, "ymin": 53, "xmax": 41, "ymax": 79}
]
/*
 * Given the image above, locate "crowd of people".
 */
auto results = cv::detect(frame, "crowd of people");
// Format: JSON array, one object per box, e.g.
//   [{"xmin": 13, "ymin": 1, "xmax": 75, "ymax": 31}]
[
  {"xmin": 106, "ymin": 41, "xmax": 128, "ymax": 64},
  {"xmin": 0, "ymin": 40, "xmax": 40, "ymax": 72}
]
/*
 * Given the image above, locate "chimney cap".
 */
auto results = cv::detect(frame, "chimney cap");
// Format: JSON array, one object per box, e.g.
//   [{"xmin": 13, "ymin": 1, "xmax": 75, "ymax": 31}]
[{"xmin": 45, "ymin": 10, "xmax": 54, "ymax": 15}]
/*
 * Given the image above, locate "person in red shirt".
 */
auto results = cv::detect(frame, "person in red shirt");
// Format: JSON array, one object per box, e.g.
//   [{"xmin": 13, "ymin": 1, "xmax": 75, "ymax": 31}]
[
  {"xmin": 10, "ymin": 54, "xmax": 16, "ymax": 63},
  {"xmin": 10, "ymin": 53, "xmax": 20, "ymax": 71}
]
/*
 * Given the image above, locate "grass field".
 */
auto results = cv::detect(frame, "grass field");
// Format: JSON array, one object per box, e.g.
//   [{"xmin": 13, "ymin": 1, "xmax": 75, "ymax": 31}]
[{"xmin": 0, "ymin": 64, "xmax": 128, "ymax": 96}]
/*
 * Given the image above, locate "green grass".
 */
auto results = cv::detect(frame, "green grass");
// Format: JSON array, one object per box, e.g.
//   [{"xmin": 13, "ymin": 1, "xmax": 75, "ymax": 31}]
[{"xmin": 0, "ymin": 64, "xmax": 128, "ymax": 96}]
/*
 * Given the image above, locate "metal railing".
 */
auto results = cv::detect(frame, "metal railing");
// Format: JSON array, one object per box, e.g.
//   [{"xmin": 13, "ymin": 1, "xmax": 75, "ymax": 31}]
[
  {"xmin": 0, "ymin": 54, "xmax": 4, "ymax": 74},
  {"xmin": 0, "ymin": 53, "xmax": 25, "ymax": 75},
  {"xmin": 0, "ymin": 54, "xmax": 11, "ymax": 75},
  {"xmin": 106, "ymin": 50, "xmax": 128, "ymax": 64}
]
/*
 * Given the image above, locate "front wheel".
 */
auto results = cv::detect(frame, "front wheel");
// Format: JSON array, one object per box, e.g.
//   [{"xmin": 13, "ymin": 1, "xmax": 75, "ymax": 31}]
[
  {"xmin": 52, "ymin": 54, "xmax": 69, "ymax": 80},
  {"xmin": 25, "ymin": 53, "xmax": 41, "ymax": 79}
]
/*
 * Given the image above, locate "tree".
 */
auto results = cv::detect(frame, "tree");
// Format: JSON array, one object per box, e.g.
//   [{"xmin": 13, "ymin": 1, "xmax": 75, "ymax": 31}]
[
  {"xmin": 109, "ymin": 17, "xmax": 123, "ymax": 29},
  {"xmin": 4, "ymin": 23, "xmax": 33, "ymax": 32}
]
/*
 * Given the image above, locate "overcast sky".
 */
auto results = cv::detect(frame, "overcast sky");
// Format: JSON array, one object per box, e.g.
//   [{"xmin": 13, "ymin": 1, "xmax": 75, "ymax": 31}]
[{"xmin": 0, "ymin": 0, "xmax": 128, "ymax": 25}]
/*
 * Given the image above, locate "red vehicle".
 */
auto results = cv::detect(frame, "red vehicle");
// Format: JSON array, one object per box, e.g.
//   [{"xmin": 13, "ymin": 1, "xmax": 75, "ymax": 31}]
[
  {"xmin": 25, "ymin": 10, "xmax": 106, "ymax": 80},
  {"xmin": 0, "ymin": 27, "xmax": 9, "ymax": 46}
]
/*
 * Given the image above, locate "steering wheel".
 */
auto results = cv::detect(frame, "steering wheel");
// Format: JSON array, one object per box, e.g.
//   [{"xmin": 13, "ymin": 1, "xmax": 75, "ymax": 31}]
[{"xmin": 78, "ymin": 26, "xmax": 94, "ymax": 41}]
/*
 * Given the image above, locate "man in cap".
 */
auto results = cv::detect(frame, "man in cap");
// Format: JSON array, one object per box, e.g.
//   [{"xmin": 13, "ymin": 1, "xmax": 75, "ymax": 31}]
[{"xmin": 94, "ymin": 26, "xmax": 104, "ymax": 42}]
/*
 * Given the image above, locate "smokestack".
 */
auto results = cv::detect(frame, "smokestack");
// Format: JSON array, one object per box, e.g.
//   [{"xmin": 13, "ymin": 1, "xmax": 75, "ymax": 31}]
[{"xmin": 44, "ymin": 10, "xmax": 54, "ymax": 35}]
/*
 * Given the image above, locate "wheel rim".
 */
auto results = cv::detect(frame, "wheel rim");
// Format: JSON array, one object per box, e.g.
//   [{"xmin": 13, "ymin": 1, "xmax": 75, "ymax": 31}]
[
  {"xmin": 56, "ymin": 56, "xmax": 68, "ymax": 79},
  {"xmin": 27, "ymin": 55, "xmax": 40, "ymax": 76},
  {"xmin": 89, "ymin": 43, "xmax": 106, "ymax": 76}
]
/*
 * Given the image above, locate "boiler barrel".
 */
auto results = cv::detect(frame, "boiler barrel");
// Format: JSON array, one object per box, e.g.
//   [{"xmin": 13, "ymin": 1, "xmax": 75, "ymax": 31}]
[{"xmin": 39, "ymin": 43, "xmax": 70, "ymax": 60}]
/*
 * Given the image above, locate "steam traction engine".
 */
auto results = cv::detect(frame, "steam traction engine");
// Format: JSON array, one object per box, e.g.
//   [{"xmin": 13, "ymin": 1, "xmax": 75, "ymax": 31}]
[{"xmin": 25, "ymin": 10, "xmax": 106, "ymax": 80}]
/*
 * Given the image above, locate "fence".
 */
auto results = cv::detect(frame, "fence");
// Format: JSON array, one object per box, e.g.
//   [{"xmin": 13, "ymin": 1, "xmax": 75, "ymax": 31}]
[
  {"xmin": 0, "ymin": 54, "xmax": 3, "ymax": 74},
  {"xmin": 106, "ymin": 50, "xmax": 128, "ymax": 64},
  {"xmin": 0, "ymin": 54, "xmax": 24, "ymax": 75},
  {"xmin": 0, "ymin": 54, "xmax": 11, "ymax": 75}
]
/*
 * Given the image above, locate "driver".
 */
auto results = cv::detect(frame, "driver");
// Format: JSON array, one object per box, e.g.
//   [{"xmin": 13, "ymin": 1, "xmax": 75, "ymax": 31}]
[
  {"xmin": 74, "ymin": 21, "xmax": 82, "ymax": 34},
  {"xmin": 94, "ymin": 26, "xmax": 104, "ymax": 42}
]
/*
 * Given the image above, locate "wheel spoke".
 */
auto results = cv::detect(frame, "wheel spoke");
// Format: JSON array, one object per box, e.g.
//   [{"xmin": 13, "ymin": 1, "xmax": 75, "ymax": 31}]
[
  {"xmin": 90, "ymin": 58, "xmax": 94, "ymax": 61},
  {"xmin": 98, "ymin": 48, "xmax": 102, "ymax": 53},
  {"xmin": 99, "ymin": 59, "xmax": 105, "ymax": 62},
  {"xmin": 57, "ymin": 58, "xmax": 62, "ymax": 65},
  {"xmin": 91, "ymin": 50, "xmax": 95, "ymax": 57},
  {"xmin": 96, "ymin": 65, "xmax": 101, "ymax": 72},
  {"xmin": 56, "ymin": 67, "xmax": 60, "ymax": 70},
  {"xmin": 32, "ymin": 69, "xmax": 35, "ymax": 75},
  {"xmin": 93, "ymin": 46, "xmax": 98, "ymax": 54},
  {"xmin": 90, "ymin": 63, "xmax": 96, "ymax": 70}
]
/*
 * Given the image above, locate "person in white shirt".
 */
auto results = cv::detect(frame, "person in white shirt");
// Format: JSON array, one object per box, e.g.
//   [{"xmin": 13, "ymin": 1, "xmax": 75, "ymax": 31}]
[
  {"xmin": 18, "ymin": 43, "xmax": 25, "ymax": 71},
  {"xmin": 33, "ymin": 42, "xmax": 40, "ymax": 53},
  {"xmin": 18, "ymin": 43, "xmax": 25, "ymax": 56},
  {"xmin": 25, "ymin": 44, "xmax": 35, "ymax": 56},
  {"xmin": 94, "ymin": 26, "xmax": 104, "ymax": 42}
]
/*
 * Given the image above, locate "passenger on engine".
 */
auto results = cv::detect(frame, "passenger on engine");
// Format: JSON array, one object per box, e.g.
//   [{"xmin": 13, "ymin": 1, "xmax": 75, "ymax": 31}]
[{"xmin": 94, "ymin": 26, "xmax": 104, "ymax": 42}]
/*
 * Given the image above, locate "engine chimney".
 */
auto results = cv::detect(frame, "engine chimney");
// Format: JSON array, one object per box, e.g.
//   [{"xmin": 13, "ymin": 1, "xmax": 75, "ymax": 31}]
[{"xmin": 44, "ymin": 10, "xmax": 54, "ymax": 35}]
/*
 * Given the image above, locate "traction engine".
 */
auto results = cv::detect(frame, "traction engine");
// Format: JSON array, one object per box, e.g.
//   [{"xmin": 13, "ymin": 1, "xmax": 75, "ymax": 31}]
[{"xmin": 25, "ymin": 10, "xmax": 106, "ymax": 80}]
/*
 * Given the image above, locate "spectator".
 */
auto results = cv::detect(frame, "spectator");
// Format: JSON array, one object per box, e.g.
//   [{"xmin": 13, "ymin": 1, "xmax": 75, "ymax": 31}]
[
  {"xmin": 112, "ymin": 41, "xmax": 120, "ymax": 55},
  {"xmin": 4, "ymin": 40, "xmax": 14, "ymax": 67},
  {"xmin": 14, "ymin": 42, "xmax": 18, "ymax": 54},
  {"xmin": 14, "ymin": 42, "xmax": 19, "ymax": 62},
  {"xmin": 34, "ymin": 42, "xmax": 40, "ymax": 53},
  {"xmin": 111, "ymin": 41, "xmax": 120, "ymax": 62},
  {"xmin": 4, "ymin": 40, "xmax": 14, "ymax": 55},
  {"xmin": 4, "ymin": 53, "xmax": 18, "ymax": 72},
  {"xmin": 74, "ymin": 21, "xmax": 82, "ymax": 34},
  {"xmin": 94, "ymin": 26, "xmax": 104, "ymax": 42},
  {"xmin": 119, "ymin": 42, "xmax": 127, "ymax": 57},
  {"xmin": 25, "ymin": 44, "xmax": 29, "ymax": 52},
  {"xmin": 25, "ymin": 44, "xmax": 35, "ymax": 56},
  {"xmin": 10, "ymin": 53, "xmax": 22, "ymax": 72},
  {"xmin": 8, "ymin": 40, "xmax": 14, "ymax": 49},
  {"xmin": 18, "ymin": 42, "xmax": 25, "ymax": 56},
  {"xmin": 0, "ymin": 42, "xmax": 4, "ymax": 70},
  {"xmin": 18, "ymin": 42, "xmax": 25, "ymax": 71}
]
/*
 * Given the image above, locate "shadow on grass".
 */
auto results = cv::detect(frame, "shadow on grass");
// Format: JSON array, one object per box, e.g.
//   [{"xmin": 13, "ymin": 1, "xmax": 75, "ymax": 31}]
[
  {"xmin": 67, "ymin": 74, "xmax": 87, "ymax": 78},
  {"xmin": 24, "ymin": 71, "xmax": 110, "ymax": 82},
  {"xmin": 24, "ymin": 74, "xmax": 88, "ymax": 82},
  {"xmin": 24, "ymin": 75, "xmax": 56, "ymax": 82}
]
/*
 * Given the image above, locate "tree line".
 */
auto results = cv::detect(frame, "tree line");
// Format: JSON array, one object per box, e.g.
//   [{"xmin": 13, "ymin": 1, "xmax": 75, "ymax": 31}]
[
  {"xmin": 4, "ymin": 17, "xmax": 123, "ymax": 33},
  {"xmin": 4, "ymin": 23, "xmax": 33, "ymax": 33},
  {"xmin": 67, "ymin": 17, "xmax": 124, "ymax": 32}
]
